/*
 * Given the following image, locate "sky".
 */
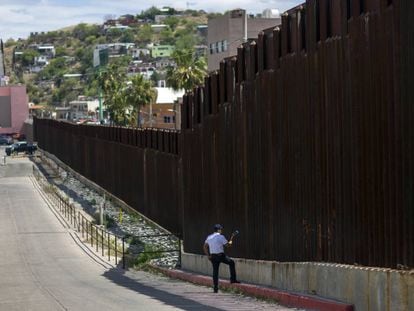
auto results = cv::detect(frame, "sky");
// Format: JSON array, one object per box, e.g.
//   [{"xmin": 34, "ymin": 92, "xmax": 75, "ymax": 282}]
[{"xmin": 0, "ymin": 0, "xmax": 303, "ymax": 40}]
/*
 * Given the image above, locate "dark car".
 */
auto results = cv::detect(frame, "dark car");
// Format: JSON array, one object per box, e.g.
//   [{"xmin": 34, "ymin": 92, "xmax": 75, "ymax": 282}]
[
  {"xmin": 0, "ymin": 135, "xmax": 13, "ymax": 145},
  {"xmin": 5, "ymin": 141, "xmax": 37, "ymax": 156}
]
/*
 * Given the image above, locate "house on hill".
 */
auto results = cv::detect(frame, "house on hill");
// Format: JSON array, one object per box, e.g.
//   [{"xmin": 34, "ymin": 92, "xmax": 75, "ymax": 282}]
[{"xmin": 140, "ymin": 87, "xmax": 184, "ymax": 129}]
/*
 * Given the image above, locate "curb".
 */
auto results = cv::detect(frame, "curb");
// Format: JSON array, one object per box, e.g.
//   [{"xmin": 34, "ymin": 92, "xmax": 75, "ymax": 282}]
[{"xmin": 151, "ymin": 266, "xmax": 354, "ymax": 311}]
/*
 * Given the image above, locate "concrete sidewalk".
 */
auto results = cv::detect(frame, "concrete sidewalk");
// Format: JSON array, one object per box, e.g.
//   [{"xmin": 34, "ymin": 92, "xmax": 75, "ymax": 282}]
[{"xmin": 151, "ymin": 266, "xmax": 354, "ymax": 311}]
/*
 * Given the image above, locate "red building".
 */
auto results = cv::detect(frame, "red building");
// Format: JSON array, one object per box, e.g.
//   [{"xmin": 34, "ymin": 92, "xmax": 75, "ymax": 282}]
[{"xmin": 0, "ymin": 86, "xmax": 29, "ymax": 135}]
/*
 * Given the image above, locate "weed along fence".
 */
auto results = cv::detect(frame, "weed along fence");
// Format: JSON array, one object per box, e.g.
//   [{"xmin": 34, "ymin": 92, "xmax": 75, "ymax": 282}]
[
  {"xmin": 32, "ymin": 163, "xmax": 182, "ymax": 268},
  {"xmin": 34, "ymin": 0, "xmax": 413, "ymax": 270}
]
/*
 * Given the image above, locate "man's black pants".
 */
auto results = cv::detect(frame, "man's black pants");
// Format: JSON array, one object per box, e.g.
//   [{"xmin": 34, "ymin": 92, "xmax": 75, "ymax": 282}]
[{"xmin": 211, "ymin": 253, "xmax": 237, "ymax": 291}]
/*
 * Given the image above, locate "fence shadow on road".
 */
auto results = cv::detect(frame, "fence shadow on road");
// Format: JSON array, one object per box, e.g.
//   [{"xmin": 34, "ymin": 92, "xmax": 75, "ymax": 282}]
[{"xmin": 102, "ymin": 267, "xmax": 223, "ymax": 311}]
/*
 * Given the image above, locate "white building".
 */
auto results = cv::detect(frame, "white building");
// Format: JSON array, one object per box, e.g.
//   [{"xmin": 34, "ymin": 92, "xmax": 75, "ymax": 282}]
[{"xmin": 67, "ymin": 99, "xmax": 100, "ymax": 121}]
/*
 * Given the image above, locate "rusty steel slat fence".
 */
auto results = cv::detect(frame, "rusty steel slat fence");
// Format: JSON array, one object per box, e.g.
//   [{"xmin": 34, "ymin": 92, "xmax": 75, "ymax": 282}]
[
  {"xmin": 181, "ymin": 0, "xmax": 412, "ymax": 269},
  {"xmin": 34, "ymin": 119, "xmax": 182, "ymax": 236},
  {"xmin": 34, "ymin": 0, "xmax": 413, "ymax": 269}
]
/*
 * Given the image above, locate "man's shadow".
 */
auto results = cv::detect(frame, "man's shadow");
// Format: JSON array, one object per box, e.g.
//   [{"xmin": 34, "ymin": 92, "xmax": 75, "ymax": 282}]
[{"xmin": 102, "ymin": 265, "xmax": 223, "ymax": 311}]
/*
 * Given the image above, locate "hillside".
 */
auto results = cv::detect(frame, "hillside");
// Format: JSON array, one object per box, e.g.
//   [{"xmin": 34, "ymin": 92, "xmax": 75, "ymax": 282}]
[{"xmin": 4, "ymin": 7, "xmax": 214, "ymax": 106}]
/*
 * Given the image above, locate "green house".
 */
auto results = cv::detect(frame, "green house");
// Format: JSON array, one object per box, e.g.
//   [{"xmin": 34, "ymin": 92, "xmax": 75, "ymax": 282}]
[{"xmin": 151, "ymin": 45, "xmax": 174, "ymax": 58}]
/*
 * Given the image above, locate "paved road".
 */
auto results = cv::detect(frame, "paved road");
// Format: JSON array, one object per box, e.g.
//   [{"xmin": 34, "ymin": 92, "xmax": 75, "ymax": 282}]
[{"xmin": 0, "ymin": 149, "xmax": 297, "ymax": 310}]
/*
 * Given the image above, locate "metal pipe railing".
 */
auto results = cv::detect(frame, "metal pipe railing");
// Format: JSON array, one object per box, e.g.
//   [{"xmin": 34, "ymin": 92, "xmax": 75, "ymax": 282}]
[{"xmin": 33, "ymin": 168, "xmax": 182, "ymax": 269}]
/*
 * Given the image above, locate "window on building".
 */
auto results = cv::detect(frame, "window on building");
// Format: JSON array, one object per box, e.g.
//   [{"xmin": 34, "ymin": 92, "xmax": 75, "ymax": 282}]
[
  {"xmin": 164, "ymin": 116, "xmax": 172, "ymax": 123},
  {"xmin": 210, "ymin": 43, "xmax": 216, "ymax": 54},
  {"xmin": 218, "ymin": 42, "xmax": 222, "ymax": 53},
  {"xmin": 223, "ymin": 40, "xmax": 228, "ymax": 51}
]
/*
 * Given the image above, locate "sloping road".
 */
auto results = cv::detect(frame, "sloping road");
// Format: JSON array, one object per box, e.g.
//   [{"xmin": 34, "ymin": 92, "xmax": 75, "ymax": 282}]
[{"xmin": 0, "ymin": 151, "xmax": 295, "ymax": 311}]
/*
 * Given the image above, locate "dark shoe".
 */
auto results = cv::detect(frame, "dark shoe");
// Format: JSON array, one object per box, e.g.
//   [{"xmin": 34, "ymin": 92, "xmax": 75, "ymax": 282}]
[
  {"xmin": 230, "ymin": 280, "xmax": 240, "ymax": 284},
  {"xmin": 213, "ymin": 288, "xmax": 218, "ymax": 293}
]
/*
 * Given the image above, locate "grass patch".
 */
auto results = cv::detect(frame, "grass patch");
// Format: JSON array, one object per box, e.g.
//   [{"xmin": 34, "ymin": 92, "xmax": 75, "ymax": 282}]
[{"xmin": 133, "ymin": 244, "xmax": 163, "ymax": 268}]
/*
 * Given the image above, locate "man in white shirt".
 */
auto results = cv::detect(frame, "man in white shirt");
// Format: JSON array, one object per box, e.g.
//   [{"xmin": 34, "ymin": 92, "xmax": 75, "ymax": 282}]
[{"xmin": 203, "ymin": 224, "xmax": 240, "ymax": 293}]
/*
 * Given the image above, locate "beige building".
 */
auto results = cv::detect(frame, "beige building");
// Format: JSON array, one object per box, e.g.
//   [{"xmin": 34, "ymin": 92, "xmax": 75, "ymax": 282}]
[
  {"xmin": 207, "ymin": 9, "xmax": 281, "ymax": 71},
  {"xmin": 140, "ymin": 87, "xmax": 184, "ymax": 130}
]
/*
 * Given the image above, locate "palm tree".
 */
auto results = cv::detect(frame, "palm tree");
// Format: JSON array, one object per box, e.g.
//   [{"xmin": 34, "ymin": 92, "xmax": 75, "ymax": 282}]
[
  {"xmin": 97, "ymin": 64, "xmax": 128, "ymax": 125},
  {"xmin": 125, "ymin": 74, "xmax": 157, "ymax": 127},
  {"xmin": 97, "ymin": 62, "xmax": 157, "ymax": 126},
  {"xmin": 166, "ymin": 48, "xmax": 207, "ymax": 92}
]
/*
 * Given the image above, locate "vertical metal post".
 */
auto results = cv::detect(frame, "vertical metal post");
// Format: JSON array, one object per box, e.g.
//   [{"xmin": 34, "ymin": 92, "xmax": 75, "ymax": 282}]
[
  {"xmin": 108, "ymin": 234, "xmax": 110, "ymax": 261},
  {"xmin": 96, "ymin": 227, "xmax": 98, "ymax": 252},
  {"xmin": 91, "ymin": 224, "xmax": 94, "ymax": 247},
  {"xmin": 178, "ymin": 238, "xmax": 182, "ymax": 268},
  {"xmin": 115, "ymin": 236, "xmax": 118, "ymax": 265},
  {"xmin": 101, "ymin": 229, "xmax": 104, "ymax": 256},
  {"xmin": 122, "ymin": 237, "xmax": 125, "ymax": 269}
]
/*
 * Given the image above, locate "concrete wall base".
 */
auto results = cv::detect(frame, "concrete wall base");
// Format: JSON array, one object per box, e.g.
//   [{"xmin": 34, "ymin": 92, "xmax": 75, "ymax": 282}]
[{"xmin": 181, "ymin": 252, "xmax": 414, "ymax": 311}]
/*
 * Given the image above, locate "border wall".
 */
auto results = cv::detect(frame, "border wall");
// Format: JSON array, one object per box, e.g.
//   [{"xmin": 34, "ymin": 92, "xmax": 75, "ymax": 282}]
[
  {"xmin": 34, "ymin": 119, "xmax": 182, "ymax": 235},
  {"xmin": 181, "ymin": 0, "xmax": 413, "ymax": 269},
  {"xmin": 34, "ymin": 0, "xmax": 412, "ymax": 270}
]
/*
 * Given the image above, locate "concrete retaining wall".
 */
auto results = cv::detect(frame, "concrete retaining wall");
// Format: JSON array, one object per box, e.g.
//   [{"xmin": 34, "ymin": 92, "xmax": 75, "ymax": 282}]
[{"xmin": 182, "ymin": 253, "xmax": 414, "ymax": 311}]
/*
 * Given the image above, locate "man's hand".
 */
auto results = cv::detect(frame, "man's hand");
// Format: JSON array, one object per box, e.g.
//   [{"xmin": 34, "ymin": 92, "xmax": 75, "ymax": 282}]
[{"xmin": 203, "ymin": 243, "xmax": 211, "ymax": 259}]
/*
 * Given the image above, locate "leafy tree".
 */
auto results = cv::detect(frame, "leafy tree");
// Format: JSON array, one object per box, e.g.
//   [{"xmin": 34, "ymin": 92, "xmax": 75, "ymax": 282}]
[
  {"xmin": 75, "ymin": 47, "xmax": 94, "ymax": 73},
  {"xmin": 137, "ymin": 6, "xmax": 161, "ymax": 21},
  {"xmin": 36, "ymin": 57, "xmax": 67, "ymax": 81},
  {"xmin": 166, "ymin": 48, "xmax": 207, "ymax": 92},
  {"xmin": 21, "ymin": 49, "xmax": 39, "ymax": 66},
  {"xmin": 5, "ymin": 38, "xmax": 16, "ymax": 48},
  {"xmin": 160, "ymin": 28, "xmax": 175, "ymax": 45},
  {"xmin": 207, "ymin": 12, "xmax": 223, "ymax": 20},
  {"xmin": 175, "ymin": 34, "xmax": 199, "ymax": 50},
  {"xmin": 150, "ymin": 71, "xmax": 162, "ymax": 85},
  {"xmin": 164, "ymin": 16, "xmax": 180, "ymax": 31},
  {"xmin": 55, "ymin": 46, "xmax": 67, "ymax": 57},
  {"xmin": 72, "ymin": 23, "xmax": 100, "ymax": 41},
  {"xmin": 137, "ymin": 24, "xmax": 153, "ymax": 43},
  {"xmin": 97, "ymin": 63, "xmax": 157, "ymax": 126},
  {"xmin": 98, "ymin": 64, "xmax": 128, "ymax": 125},
  {"xmin": 126, "ymin": 74, "xmax": 157, "ymax": 127},
  {"xmin": 26, "ymin": 83, "xmax": 42, "ymax": 103},
  {"xmin": 174, "ymin": 22, "xmax": 198, "ymax": 49},
  {"xmin": 120, "ymin": 30, "xmax": 135, "ymax": 43},
  {"xmin": 85, "ymin": 35, "xmax": 98, "ymax": 45},
  {"xmin": 51, "ymin": 78, "xmax": 80, "ymax": 104}
]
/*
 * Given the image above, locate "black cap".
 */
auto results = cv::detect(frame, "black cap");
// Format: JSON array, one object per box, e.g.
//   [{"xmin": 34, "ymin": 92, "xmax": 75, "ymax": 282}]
[{"xmin": 213, "ymin": 224, "xmax": 223, "ymax": 231}]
